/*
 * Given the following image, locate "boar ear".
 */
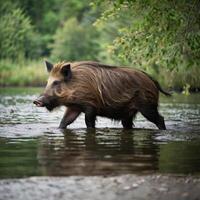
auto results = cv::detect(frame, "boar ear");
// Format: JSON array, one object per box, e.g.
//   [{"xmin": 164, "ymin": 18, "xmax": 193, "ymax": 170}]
[
  {"xmin": 45, "ymin": 60, "xmax": 53, "ymax": 72},
  {"xmin": 61, "ymin": 64, "xmax": 72, "ymax": 81}
]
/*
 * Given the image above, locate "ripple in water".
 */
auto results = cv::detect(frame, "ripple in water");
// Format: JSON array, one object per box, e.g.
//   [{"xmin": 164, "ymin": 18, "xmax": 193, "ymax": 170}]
[{"xmin": 0, "ymin": 88, "xmax": 200, "ymax": 178}]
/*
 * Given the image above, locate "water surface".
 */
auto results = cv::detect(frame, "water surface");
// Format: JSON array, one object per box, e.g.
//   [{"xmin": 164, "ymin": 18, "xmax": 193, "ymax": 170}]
[{"xmin": 0, "ymin": 88, "xmax": 200, "ymax": 178}]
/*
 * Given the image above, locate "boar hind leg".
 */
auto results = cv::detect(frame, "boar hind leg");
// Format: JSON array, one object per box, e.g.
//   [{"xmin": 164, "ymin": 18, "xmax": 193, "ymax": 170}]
[
  {"xmin": 85, "ymin": 106, "xmax": 96, "ymax": 128},
  {"xmin": 139, "ymin": 105, "xmax": 166, "ymax": 130},
  {"xmin": 122, "ymin": 117, "xmax": 133, "ymax": 129},
  {"xmin": 122, "ymin": 110, "xmax": 137, "ymax": 129},
  {"xmin": 59, "ymin": 107, "xmax": 81, "ymax": 129}
]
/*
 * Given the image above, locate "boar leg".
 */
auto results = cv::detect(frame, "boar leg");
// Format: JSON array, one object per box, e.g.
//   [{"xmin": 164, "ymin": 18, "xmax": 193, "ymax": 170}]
[
  {"xmin": 122, "ymin": 110, "xmax": 137, "ymax": 129},
  {"xmin": 59, "ymin": 107, "xmax": 81, "ymax": 129},
  {"xmin": 122, "ymin": 117, "xmax": 133, "ymax": 129},
  {"xmin": 139, "ymin": 105, "xmax": 166, "ymax": 130},
  {"xmin": 85, "ymin": 106, "xmax": 96, "ymax": 128}
]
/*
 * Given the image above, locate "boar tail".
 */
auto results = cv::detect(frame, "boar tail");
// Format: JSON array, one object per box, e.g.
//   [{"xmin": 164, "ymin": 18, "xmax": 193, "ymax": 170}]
[
  {"xmin": 152, "ymin": 79, "xmax": 172, "ymax": 96},
  {"xmin": 142, "ymin": 71, "xmax": 172, "ymax": 96}
]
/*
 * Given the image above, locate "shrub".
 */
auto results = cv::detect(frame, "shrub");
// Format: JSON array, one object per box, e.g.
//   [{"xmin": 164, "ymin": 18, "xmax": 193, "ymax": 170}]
[{"xmin": 0, "ymin": 3, "xmax": 39, "ymax": 61}]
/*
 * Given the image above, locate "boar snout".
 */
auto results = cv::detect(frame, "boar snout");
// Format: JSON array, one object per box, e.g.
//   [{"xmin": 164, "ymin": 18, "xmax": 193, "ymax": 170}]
[
  {"xmin": 33, "ymin": 95, "xmax": 59, "ymax": 111},
  {"xmin": 33, "ymin": 96, "xmax": 46, "ymax": 107}
]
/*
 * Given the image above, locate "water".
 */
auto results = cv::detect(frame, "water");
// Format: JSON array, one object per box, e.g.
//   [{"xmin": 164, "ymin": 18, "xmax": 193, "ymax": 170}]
[{"xmin": 0, "ymin": 88, "xmax": 200, "ymax": 178}]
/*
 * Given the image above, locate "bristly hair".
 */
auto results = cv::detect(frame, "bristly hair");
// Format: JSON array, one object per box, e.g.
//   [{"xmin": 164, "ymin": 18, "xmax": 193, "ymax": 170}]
[
  {"xmin": 51, "ymin": 61, "xmax": 68, "ymax": 74},
  {"xmin": 48, "ymin": 61, "xmax": 160, "ymax": 111}
]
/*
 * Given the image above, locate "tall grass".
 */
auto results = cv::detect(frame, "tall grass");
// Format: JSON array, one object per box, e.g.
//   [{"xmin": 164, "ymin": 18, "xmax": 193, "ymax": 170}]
[
  {"xmin": 0, "ymin": 59, "xmax": 199, "ymax": 91},
  {"xmin": 0, "ymin": 59, "xmax": 47, "ymax": 86},
  {"xmin": 148, "ymin": 65, "xmax": 200, "ymax": 92}
]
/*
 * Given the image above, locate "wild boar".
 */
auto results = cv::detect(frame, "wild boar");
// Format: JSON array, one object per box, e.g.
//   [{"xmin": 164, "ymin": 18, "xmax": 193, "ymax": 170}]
[{"xmin": 33, "ymin": 61, "xmax": 171, "ymax": 130}]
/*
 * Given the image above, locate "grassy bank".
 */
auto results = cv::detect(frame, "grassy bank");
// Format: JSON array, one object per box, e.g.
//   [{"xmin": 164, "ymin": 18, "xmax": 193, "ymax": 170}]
[
  {"xmin": 146, "ymin": 65, "xmax": 200, "ymax": 92},
  {"xmin": 0, "ymin": 60, "xmax": 47, "ymax": 87},
  {"xmin": 0, "ymin": 60, "xmax": 200, "ymax": 92}
]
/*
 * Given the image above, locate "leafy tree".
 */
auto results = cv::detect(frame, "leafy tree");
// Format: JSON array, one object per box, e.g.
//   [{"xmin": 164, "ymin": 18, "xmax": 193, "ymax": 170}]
[
  {"xmin": 50, "ymin": 17, "xmax": 100, "ymax": 61},
  {"xmin": 93, "ymin": 0, "xmax": 200, "ymax": 70},
  {"xmin": 0, "ymin": 2, "xmax": 39, "ymax": 60},
  {"xmin": 8, "ymin": 0, "xmax": 100, "ymax": 57}
]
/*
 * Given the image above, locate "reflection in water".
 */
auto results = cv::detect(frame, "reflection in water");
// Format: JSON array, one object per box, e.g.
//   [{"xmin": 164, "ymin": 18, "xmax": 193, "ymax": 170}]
[
  {"xmin": 38, "ymin": 129, "xmax": 159, "ymax": 176},
  {"xmin": 0, "ymin": 138, "xmax": 40, "ymax": 178},
  {"xmin": 0, "ymin": 88, "xmax": 200, "ymax": 178},
  {"xmin": 1, "ymin": 128, "xmax": 200, "ymax": 178},
  {"xmin": 159, "ymin": 141, "xmax": 200, "ymax": 174},
  {"xmin": 0, "ymin": 129, "xmax": 200, "ymax": 178}
]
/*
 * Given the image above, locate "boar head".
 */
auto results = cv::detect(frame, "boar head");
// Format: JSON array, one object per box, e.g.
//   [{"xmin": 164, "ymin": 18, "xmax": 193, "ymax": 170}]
[{"xmin": 33, "ymin": 61, "xmax": 72, "ymax": 111}]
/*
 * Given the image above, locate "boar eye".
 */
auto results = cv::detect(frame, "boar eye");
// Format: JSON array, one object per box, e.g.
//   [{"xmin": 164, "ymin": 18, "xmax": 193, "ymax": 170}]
[{"xmin": 52, "ymin": 80, "xmax": 61, "ymax": 86}]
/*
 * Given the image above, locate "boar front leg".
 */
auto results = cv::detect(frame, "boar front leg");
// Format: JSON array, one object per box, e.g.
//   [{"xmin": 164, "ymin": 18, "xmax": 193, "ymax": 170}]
[{"xmin": 59, "ymin": 107, "xmax": 81, "ymax": 129}]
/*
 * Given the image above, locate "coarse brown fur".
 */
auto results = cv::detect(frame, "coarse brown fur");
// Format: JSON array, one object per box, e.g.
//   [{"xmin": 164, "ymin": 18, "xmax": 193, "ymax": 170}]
[
  {"xmin": 34, "ymin": 61, "xmax": 170, "ymax": 130},
  {"xmin": 52, "ymin": 61, "xmax": 158, "ymax": 108}
]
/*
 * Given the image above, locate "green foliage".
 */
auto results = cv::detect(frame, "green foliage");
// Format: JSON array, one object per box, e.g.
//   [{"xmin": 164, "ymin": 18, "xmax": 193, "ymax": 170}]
[
  {"xmin": 0, "ymin": 60, "xmax": 47, "ymax": 86},
  {"xmin": 50, "ymin": 18, "xmax": 100, "ymax": 61},
  {"xmin": 94, "ymin": 0, "xmax": 200, "ymax": 69},
  {"xmin": 0, "ymin": 3, "xmax": 37, "ymax": 61},
  {"xmin": 0, "ymin": 0, "xmax": 199, "ymax": 90},
  {"xmin": 182, "ymin": 84, "xmax": 191, "ymax": 95},
  {"xmin": 92, "ymin": 0, "xmax": 200, "ymax": 90}
]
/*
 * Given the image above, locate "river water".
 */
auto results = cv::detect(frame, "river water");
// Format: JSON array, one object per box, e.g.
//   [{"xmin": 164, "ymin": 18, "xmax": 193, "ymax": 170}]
[{"xmin": 0, "ymin": 88, "xmax": 200, "ymax": 178}]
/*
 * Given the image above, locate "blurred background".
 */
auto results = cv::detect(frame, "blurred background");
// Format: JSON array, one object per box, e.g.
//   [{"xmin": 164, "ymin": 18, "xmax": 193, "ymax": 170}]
[{"xmin": 0, "ymin": 0, "xmax": 199, "ymax": 92}]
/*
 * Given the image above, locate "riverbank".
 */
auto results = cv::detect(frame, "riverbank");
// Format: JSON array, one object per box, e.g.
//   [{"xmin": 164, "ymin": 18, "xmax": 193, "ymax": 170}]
[
  {"xmin": 0, "ymin": 60, "xmax": 47, "ymax": 87},
  {"xmin": 0, "ymin": 60, "xmax": 200, "ymax": 91},
  {"xmin": 0, "ymin": 175, "xmax": 200, "ymax": 200}
]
